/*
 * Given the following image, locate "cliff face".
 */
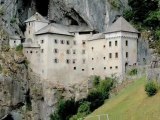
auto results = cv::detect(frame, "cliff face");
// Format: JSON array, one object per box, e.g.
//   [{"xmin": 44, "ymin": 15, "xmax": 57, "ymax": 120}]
[{"xmin": 0, "ymin": 0, "xmax": 128, "ymax": 34}]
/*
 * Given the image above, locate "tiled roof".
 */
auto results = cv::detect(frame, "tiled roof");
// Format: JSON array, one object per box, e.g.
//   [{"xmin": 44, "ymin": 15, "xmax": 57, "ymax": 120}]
[
  {"xmin": 35, "ymin": 23, "xmax": 74, "ymax": 36},
  {"xmin": 88, "ymin": 33, "xmax": 105, "ymax": 41},
  {"xmin": 105, "ymin": 17, "xmax": 139, "ymax": 33},
  {"xmin": 24, "ymin": 12, "xmax": 49, "ymax": 23}
]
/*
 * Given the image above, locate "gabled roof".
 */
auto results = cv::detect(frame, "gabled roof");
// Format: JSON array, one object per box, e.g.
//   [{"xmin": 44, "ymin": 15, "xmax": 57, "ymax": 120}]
[
  {"xmin": 24, "ymin": 12, "xmax": 49, "ymax": 23},
  {"xmin": 69, "ymin": 25, "xmax": 94, "ymax": 33},
  {"xmin": 35, "ymin": 23, "xmax": 74, "ymax": 36},
  {"xmin": 105, "ymin": 17, "xmax": 139, "ymax": 33},
  {"xmin": 88, "ymin": 33, "xmax": 105, "ymax": 41}
]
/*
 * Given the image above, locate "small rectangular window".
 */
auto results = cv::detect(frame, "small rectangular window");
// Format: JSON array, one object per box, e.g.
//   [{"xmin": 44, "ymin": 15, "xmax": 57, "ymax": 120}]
[
  {"xmin": 115, "ymin": 66, "xmax": 118, "ymax": 69},
  {"xmin": 41, "ymin": 49, "xmax": 44, "ymax": 53},
  {"xmin": 41, "ymin": 40, "xmax": 44, "ymax": 44},
  {"xmin": 104, "ymin": 67, "xmax": 106, "ymax": 70},
  {"xmin": 92, "ymin": 58, "xmax": 94, "ymax": 60},
  {"xmin": 115, "ymin": 41, "xmax": 117, "ymax": 46},
  {"xmin": 109, "ymin": 41, "xmax": 111, "ymax": 47},
  {"xmin": 61, "ymin": 40, "xmax": 64, "ymax": 44},
  {"xmin": 73, "ymin": 41, "xmax": 76, "ymax": 45},
  {"xmin": 54, "ymin": 58, "xmax": 58, "ymax": 63},
  {"xmin": 66, "ymin": 40, "xmax": 70, "ymax": 45},
  {"xmin": 82, "ymin": 69, "xmax": 85, "ymax": 71},
  {"xmin": 92, "ymin": 68, "xmax": 94, "ymax": 70},
  {"xmin": 83, "ymin": 59, "xmax": 86, "ymax": 64},
  {"xmin": 109, "ymin": 53, "xmax": 112, "ymax": 58},
  {"xmin": 115, "ymin": 52, "xmax": 118, "ymax": 58},
  {"xmin": 82, "ymin": 41, "xmax": 86, "ymax": 45},
  {"xmin": 66, "ymin": 59, "xmax": 70, "ymax": 64},
  {"xmin": 126, "ymin": 52, "xmax": 128, "ymax": 58},
  {"xmin": 103, "ymin": 57, "xmax": 106, "ymax": 60},
  {"xmin": 14, "ymin": 41, "xmax": 16, "ymax": 43},
  {"xmin": 82, "ymin": 50, "xmax": 85, "ymax": 54},
  {"xmin": 110, "ymin": 67, "xmax": 112, "ymax": 69},
  {"xmin": 73, "ymin": 50, "xmax": 76, "ymax": 54},
  {"xmin": 55, "ymin": 39, "xmax": 58, "ymax": 44},
  {"xmin": 54, "ymin": 49, "xmax": 58, "ymax": 53},
  {"xmin": 91, "ymin": 47, "xmax": 94, "ymax": 51},
  {"xmin": 73, "ymin": 59, "xmax": 76, "ymax": 64},
  {"xmin": 74, "ymin": 67, "xmax": 76, "ymax": 70},
  {"xmin": 126, "ymin": 40, "xmax": 128, "ymax": 46},
  {"xmin": 66, "ymin": 50, "xmax": 70, "ymax": 54},
  {"xmin": 103, "ymin": 45, "xmax": 106, "ymax": 48}
]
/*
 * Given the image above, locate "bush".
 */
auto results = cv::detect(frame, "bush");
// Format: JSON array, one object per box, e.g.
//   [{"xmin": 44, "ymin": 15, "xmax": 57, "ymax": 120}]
[
  {"xmin": 93, "ymin": 76, "xmax": 100, "ymax": 87},
  {"xmin": 145, "ymin": 82, "xmax": 158, "ymax": 97},
  {"xmin": 16, "ymin": 44, "xmax": 23, "ymax": 51},
  {"xmin": 51, "ymin": 99, "xmax": 79, "ymax": 120},
  {"xmin": 128, "ymin": 68, "xmax": 137, "ymax": 76}
]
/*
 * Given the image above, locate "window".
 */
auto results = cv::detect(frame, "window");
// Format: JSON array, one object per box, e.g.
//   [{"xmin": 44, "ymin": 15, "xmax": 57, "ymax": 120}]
[
  {"xmin": 41, "ymin": 49, "xmax": 44, "ymax": 53},
  {"xmin": 126, "ymin": 52, "xmax": 128, "ymax": 58},
  {"xmin": 82, "ymin": 50, "xmax": 85, "ymax": 54},
  {"xmin": 29, "ymin": 30, "xmax": 30, "ymax": 34},
  {"xmin": 54, "ymin": 58, "xmax": 58, "ymax": 63},
  {"xmin": 82, "ymin": 41, "xmax": 86, "ymax": 45},
  {"xmin": 109, "ymin": 41, "xmax": 111, "ymax": 47},
  {"xmin": 115, "ymin": 52, "xmax": 118, "ymax": 58},
  {"xmin": 115, "ymin": 41, "xmax": 117, "ymax": 46},
  {"xmin": 110, "ymin": 67, "xmax": 112, "ymax": 69},
  {"xmin": 91, "ymin": 47, "xmax": 94, "ymax": 51},
  {"xmin": 92, "ymin": 58, "xmax": 94, "ymax": 60},
  {"xmin": 41, "ymin": 40, "xmax": 44, "ymax": 44},
  {"xmin": 61, "ymin": 40, "xmax": 64, "ymax": 44},
  {"xmin": 74, "ymin": 67, "xmax": 76, "ymax": 70},
  {"xmin": 103, "ymin": 57, "xmax": 106, "ymax": 60},
  {"xmin": 66, "ymin": 59, "xmax": 70, "ymax": 64},
  {"xmin": 66, "ymin": 40, "xmax": 70, "ymax": 45},
  {"xmin": 92, "ymin": 68, "xmax": 94, "ymax": 70},
  {"xmin": 83, "ymin": 59, "xmax": 86, "ymax": 64},
  {"xmin": 27, "ymin": 51, "xmax": 28, "ymax": 53},
  {"xmin": 54, "ymin": 39, "xmax": 58, "ymax": 44},
  {"xmin": 73, "ymin": 59, "xmax": 76, "ymax": 64},
  {"xmin": 82, "ymin": 69, "xmax": 85, "ymax": 71},
  {"xmin": 104, "ymin": 67, "xmax": 106, "ymax": 70},
  {"xmin": 103, "ymin": 45, "xmax": 106, "ymax": 48},
  {"xmin": 109, "ymin": 53, "xmax": 112, "ymax": 58},
  {"xmin": 66, "ymin": 50, "xmax": 70, "ymax": 54},
  {"xmin": 73, "ymin": 41, "xmax": 76, "ymax": 45},
  {"xmin": 30, "ymin": 51, "xmax": 32, "ymax": 54},
  {"xmin": 73, "ymin": 50, "xmax": 76, "ymax": 54},
  {"xmin": 14, "ymin": 41, "xmax": 16, "ymax": 43},
  {"xmin": 126, "ymin": 40, "xmax": 128, "ymax": 46},
  {"xmin": 54, "ymin": 49, "xmax": 58, "ymax": 53},
  {"xmin": 115, "ymin": 66, "xmax": 118, "ymax": 69}
]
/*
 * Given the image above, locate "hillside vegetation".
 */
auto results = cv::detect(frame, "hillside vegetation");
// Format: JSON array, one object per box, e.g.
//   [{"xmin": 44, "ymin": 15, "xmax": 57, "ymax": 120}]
[{"xmin": 86, "ymin": 77, "xmax": 160, "ymax": 120}]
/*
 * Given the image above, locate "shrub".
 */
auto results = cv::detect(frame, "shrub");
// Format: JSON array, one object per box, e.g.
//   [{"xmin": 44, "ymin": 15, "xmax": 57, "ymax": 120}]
[
  {"xmin": 93, "ymin": 76, "xmax": 100, "ymax": 87},
  {"xmin": 87, "ymin": 90, "xmax": 104, "ymax": 111},
  {"xmin": 51, "ymin": 99, "xmax": 78, "ymax": 120},
  {"xmin": 16, "ymin": 44, "xmax": 23, "ymax": 51},
  {"xmin": 145, "ymin": 81, "xmax": 158, "ymax": 97},
  {"xmin": 128, "ymin": 68, "xmax": 137, "ymax": 76}
]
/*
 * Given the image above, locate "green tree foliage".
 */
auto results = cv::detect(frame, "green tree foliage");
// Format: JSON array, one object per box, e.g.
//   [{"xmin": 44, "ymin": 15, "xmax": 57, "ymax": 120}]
[{"xmin": 145, "ymin": 81, "xmax": 158, "ymax": 97}]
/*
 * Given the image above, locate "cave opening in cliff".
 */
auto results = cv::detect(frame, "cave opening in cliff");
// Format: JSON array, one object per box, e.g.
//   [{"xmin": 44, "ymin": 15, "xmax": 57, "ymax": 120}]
[{"xmin": 35, "ymin": 0, "xmax": 49, "ymax": 16}]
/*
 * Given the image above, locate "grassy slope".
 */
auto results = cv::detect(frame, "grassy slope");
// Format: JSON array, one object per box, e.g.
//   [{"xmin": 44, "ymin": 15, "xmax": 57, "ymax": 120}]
[{"xmin": 85, "ymin": 77, "xmax": 160, "ymax": 120}]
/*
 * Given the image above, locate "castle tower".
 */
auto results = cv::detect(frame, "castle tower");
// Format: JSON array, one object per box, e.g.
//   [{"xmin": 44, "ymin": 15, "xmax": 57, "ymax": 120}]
[
  {"xmin": 105, "ymin": 17, "xmax": 139, "ymax": 78},
  {"xmin": 24, "ymin": 12, "xmax": 49, "ymax": 43}
]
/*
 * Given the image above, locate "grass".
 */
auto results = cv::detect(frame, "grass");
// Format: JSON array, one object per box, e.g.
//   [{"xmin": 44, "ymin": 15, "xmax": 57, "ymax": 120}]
[{"xmin": 85, "ymin": 77, "xmax": 160, "ymax": 120}]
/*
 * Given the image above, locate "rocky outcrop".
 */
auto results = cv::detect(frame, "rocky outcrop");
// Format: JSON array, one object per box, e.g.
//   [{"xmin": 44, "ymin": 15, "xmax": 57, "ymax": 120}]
[{"xmin": 0, "ymin": 0, "xmax": 128, "ymax": 35}]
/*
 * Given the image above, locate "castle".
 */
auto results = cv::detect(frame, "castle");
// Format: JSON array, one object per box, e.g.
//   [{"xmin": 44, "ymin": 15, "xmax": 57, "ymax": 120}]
[{"xmin": 22, "ymin": 12, "xmax": 139, "ymax": 85}]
